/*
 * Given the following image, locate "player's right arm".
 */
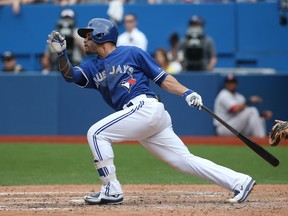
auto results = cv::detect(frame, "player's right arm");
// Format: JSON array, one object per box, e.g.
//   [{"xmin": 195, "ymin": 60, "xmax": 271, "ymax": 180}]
[
  {"xmin": 47, "ymin": 31, "xmax": 85, "ymax": 85},
  {"xmin": 136, "ymin": 48, "xmax": 203, "ymax": 110},
  {"xmin": 161, "ymin": 74, "xmax": 203, "ymax": 110},
  {"xmin": 161, "ymin": 74, "xmax": 188, "ymax": 96}
]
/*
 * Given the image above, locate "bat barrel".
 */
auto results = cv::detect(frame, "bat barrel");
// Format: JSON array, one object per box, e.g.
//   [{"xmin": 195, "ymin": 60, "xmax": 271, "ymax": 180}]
[{"xmin": 201, "ymin": 105, "xmax": 279, "ymax": 167}]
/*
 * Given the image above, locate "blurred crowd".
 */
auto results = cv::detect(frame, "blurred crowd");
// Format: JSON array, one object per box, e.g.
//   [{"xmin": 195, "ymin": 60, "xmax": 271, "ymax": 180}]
[
  {"xmin": 0, "ymin": 1, "xmax": 278, "ymax": 138},
  {"xmin": 0, "ymin": 0, "xmax": 281, "ymax": 75},
  {"xmin": 0, "ymin": 0, "xmax": 277, "ymax": 16},
  {"xmin": 0, "ymin": 0, "xmax": 278, "ymax": 13},
  {"xmin": 0, "ymin": 9, "xmax": 217, "ymax": 75}
]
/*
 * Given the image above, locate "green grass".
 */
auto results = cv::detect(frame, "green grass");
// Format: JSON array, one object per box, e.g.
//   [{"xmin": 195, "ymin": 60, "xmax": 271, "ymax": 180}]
[{"xmin": 0, "ymin": 143, "xmax": 287, "ymax": 186}]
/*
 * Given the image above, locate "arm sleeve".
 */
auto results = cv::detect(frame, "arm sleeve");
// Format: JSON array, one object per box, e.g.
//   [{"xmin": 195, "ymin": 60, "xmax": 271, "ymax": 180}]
[{"xmin": 57, "ymin": 50, "xmax": 87, "ymax": 85}]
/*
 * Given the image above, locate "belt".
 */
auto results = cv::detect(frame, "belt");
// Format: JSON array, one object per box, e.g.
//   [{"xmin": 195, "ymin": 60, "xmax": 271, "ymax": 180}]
[{"xmin": 123, "ymin": 94, "xmax": 158, "ymax": 109}]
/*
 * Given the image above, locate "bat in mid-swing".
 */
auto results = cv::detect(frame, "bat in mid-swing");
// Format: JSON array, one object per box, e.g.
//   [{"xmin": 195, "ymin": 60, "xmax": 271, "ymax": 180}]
[{"xmin": 201, "ymin": 105, "xmax": 279, "ymax": 167}]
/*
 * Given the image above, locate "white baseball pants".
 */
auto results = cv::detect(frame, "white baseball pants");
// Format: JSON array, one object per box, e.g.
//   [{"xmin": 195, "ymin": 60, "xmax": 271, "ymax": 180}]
[{"xmin": 87, "ymin": 95, "xmax": 250, "ymax": 195}]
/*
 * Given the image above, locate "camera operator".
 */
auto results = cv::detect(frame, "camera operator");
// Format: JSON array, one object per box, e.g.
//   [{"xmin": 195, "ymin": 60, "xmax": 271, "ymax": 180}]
[
  {"xmin": 42, "ymin": 9, "xmax": 85, "ymax": 73},
  {"xmin": 179, "ymin": 15, "xmax": 217, "ymax": 72}
]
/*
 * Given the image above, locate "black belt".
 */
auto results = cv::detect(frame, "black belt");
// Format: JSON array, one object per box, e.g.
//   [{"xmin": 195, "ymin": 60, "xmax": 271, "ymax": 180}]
[{"xmin": 126, "ymin": 95, "xmax": 158, "ymax": 108}]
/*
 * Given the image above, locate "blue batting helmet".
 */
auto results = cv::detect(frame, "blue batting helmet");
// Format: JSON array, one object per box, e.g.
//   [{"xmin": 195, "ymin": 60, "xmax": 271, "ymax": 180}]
[{"xmin": 77, "ymin": 18, "xmax": 118, "ymax": 44}]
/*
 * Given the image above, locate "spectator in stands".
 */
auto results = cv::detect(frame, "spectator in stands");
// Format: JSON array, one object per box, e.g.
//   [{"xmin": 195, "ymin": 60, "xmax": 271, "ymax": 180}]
[
  {"xmin": 178, "ymin": 15, "xmax": 217, "ymax": 72},
  {"xmin": 167, "ymin": 32, "xmax": 181, "ymax": 63},
  {"xmin": 107, "ymin": 0, "xmax": 124, "ymax": 25},
  {"xmin": 42, "ymin": 8, "xmax": 85, "ymax": 72},
  {"xmin": 0, "ymin": 0, "xmax": 21, "ymax": 14},
  {"xmin": 213, "ymin": 74, "xmax": 273, "ymax": 138},
  {"xmin": 39, "ymin": 53, "xmax": 51, "ymax": 75},
  {"xmin": 154, "ymin": 47, "xmax": 182, "ymax": 74},
  {"xmin": 0, "ymin": 0, "xmax": 48, "ymax": 14},
  {"xmin": 79, "ymin": 0, "xmax": 110, "ymax": 3},
  {"xmin": 117, "ymin": 13, "xmax": 148, "ymax": 51},
  {"xmin": 53, "ymin": 0, "xmax": 80, "ymax": 6},
  {"xmin": 235, "ymin": 0, "xmax": 258, "ymax": 2},
  {"xmin": 1, "ymin": 51, "xmax": 25, "ymax": 73}
]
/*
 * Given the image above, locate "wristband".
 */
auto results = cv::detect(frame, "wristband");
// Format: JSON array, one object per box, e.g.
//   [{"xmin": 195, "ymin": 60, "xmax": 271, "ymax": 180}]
[
  {"xmin": 57, "ymin": 49, "xmax": 66, "ymax": 57},
  {"xmin": 182, "ymin": 89, "xmax": 194, "ymax": 99}
]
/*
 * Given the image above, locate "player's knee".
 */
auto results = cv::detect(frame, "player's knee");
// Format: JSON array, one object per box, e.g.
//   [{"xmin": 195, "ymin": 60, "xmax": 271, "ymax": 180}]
[
  {"xmin": 87, "ymin": 125, "xmax": 95, "ymax": 140},
  {"xmin": 87, "ymin": 125, "xmax": 109, "ymax": 143},
  {"xmin": 87, "ymin": 124, "xmax": 102, "ymax": 141}
]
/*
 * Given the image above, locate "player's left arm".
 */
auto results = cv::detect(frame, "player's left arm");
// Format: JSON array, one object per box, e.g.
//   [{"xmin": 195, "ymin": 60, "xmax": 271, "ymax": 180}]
[
  {"xmin": 161, "ymin": 74, "xmax": 203, "ymax": 109},
  {"xmin": 47, "ymin": 31, "xmax": 85, "ymax": 84}
]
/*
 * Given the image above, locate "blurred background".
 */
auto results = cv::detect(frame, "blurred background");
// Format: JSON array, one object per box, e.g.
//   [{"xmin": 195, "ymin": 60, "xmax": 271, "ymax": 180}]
[{"xmin": 0, "ymin": 0, "xmax": 287, "ymax": 136}]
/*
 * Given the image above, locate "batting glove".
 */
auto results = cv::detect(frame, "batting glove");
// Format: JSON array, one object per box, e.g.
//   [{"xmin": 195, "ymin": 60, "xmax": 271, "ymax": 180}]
[
  {"xmin": 183, "ymin": 89, "xmax": 203, "ymax": 110},
  {"xmin": 47, "ymin": 31, "xmax": 67, "ymax": 56}
]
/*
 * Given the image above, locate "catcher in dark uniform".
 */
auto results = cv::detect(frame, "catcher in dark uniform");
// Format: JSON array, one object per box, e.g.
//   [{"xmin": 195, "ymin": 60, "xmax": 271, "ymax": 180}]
[{"xmin": 269, "ymin": 120, "xmax": 288, "ymax": 146}]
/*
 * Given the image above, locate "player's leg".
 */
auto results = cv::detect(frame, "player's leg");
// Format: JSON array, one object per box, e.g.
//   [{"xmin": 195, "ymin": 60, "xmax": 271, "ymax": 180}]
[
  {"xmin": 85, "ymin": 118, "xmax": 123, "ymax": 205},
  {"xmin": 85, "ymin": 108, "xmax": 135, "ymax": 204},
  {"xmin": 85, "ymin": 100, "xmax": 168, "ymax": 204},
  {"xmin": 139, "ymin": 121, "xmax": 255, "ymax": 202}
]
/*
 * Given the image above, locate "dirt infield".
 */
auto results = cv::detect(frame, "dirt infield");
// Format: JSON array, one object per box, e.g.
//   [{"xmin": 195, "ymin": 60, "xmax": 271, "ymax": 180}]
[{"xmin": 0, "ymin": 184, "xmax": 287, "ymax": 216}]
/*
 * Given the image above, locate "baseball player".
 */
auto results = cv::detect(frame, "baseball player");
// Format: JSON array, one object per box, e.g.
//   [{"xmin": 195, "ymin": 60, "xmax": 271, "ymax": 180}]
[
  {"xmin": 47, "ymin": 18, "xmax": 255, "ymax": 205},
  {"xmin": 214, "ymin": 74, "xmax": 272, "ymax": 138}
]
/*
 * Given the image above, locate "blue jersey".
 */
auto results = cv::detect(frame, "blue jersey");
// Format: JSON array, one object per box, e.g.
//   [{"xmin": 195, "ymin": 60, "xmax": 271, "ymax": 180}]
[{"xmin": 72, "ymin": 46, "xmax": 168, "ymax": 111}]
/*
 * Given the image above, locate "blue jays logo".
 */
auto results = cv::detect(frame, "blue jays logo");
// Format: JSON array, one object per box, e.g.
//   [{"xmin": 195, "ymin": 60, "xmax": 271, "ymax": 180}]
[{"xmin": 118, "ymin": 76, "xmax": 137, "ymax": 92}]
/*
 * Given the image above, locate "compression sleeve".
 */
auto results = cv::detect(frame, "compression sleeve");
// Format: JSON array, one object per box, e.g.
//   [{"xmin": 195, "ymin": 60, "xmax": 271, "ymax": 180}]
[{"xmin": 57, "ymin": 50, "xmax": 84, "ymax": 84}]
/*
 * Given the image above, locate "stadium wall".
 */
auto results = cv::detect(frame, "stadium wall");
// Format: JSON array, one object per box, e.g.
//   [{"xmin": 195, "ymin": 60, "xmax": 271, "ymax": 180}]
[
  {"xmin": 0, "ymin": 73, "xmax": 287, "ymax": 136},
  {"xmin": 0, "ymin": 2, "xmax": 288, "ymax": 72}
]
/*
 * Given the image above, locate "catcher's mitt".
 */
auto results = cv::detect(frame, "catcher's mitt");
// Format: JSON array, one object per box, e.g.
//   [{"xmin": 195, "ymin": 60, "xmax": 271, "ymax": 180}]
[{"xmin": 269, "ymin": 120, "xmax": 288, "ymax": 146}]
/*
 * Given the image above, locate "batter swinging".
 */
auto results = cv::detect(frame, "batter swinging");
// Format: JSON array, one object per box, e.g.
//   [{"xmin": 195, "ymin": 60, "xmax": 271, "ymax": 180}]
[{"xmin": 47, "ymin": 18, "xmax": 255, "ymax": 205}]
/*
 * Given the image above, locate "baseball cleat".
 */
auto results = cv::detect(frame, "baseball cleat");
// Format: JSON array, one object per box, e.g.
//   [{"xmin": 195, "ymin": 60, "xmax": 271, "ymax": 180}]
[
  {"xmin": 84, "ymin": 192, "xmax": 123, "ymax": 205},
  {"xmin": 228, "ymin": 177, "xmax": 256, "ymax": 203}
]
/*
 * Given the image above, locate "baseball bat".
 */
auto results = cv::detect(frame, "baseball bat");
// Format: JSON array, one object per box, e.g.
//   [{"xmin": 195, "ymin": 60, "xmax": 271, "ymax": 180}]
[{"xmin": 201, "ymin": 105, "xmax": 279, "ymax": 167}]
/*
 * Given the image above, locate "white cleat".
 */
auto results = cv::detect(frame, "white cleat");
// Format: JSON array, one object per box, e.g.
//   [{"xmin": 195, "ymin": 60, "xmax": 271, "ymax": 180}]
[
  {"xmin": 228, "ymin": 177, "xmax": 256, "ymax": 203},
  {"xmin": 84, "ymin": 192, "xmax": 123, "ymax": 205}
]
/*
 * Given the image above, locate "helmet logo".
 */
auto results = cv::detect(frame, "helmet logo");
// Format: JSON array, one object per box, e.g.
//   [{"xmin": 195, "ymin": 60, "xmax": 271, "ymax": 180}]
[{"xmin": 95, "ymin": 33, "xmax": 105, "ymax": 39}]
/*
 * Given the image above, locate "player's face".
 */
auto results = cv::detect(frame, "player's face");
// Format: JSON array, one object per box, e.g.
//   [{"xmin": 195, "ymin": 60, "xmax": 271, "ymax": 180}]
[{"xmin": 83, "ymin": 32, "xmax": 101, "ymax": 55}]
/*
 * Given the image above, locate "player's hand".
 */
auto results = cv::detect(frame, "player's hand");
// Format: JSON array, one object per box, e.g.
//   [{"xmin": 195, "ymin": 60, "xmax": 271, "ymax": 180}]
[
  {"xmin": 183, "ymin": 89, "xmax": 203, "ymax": 110},
  {"xmin": 47, "ymin": 31, "xmax": 66, "ymax": 56}
]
